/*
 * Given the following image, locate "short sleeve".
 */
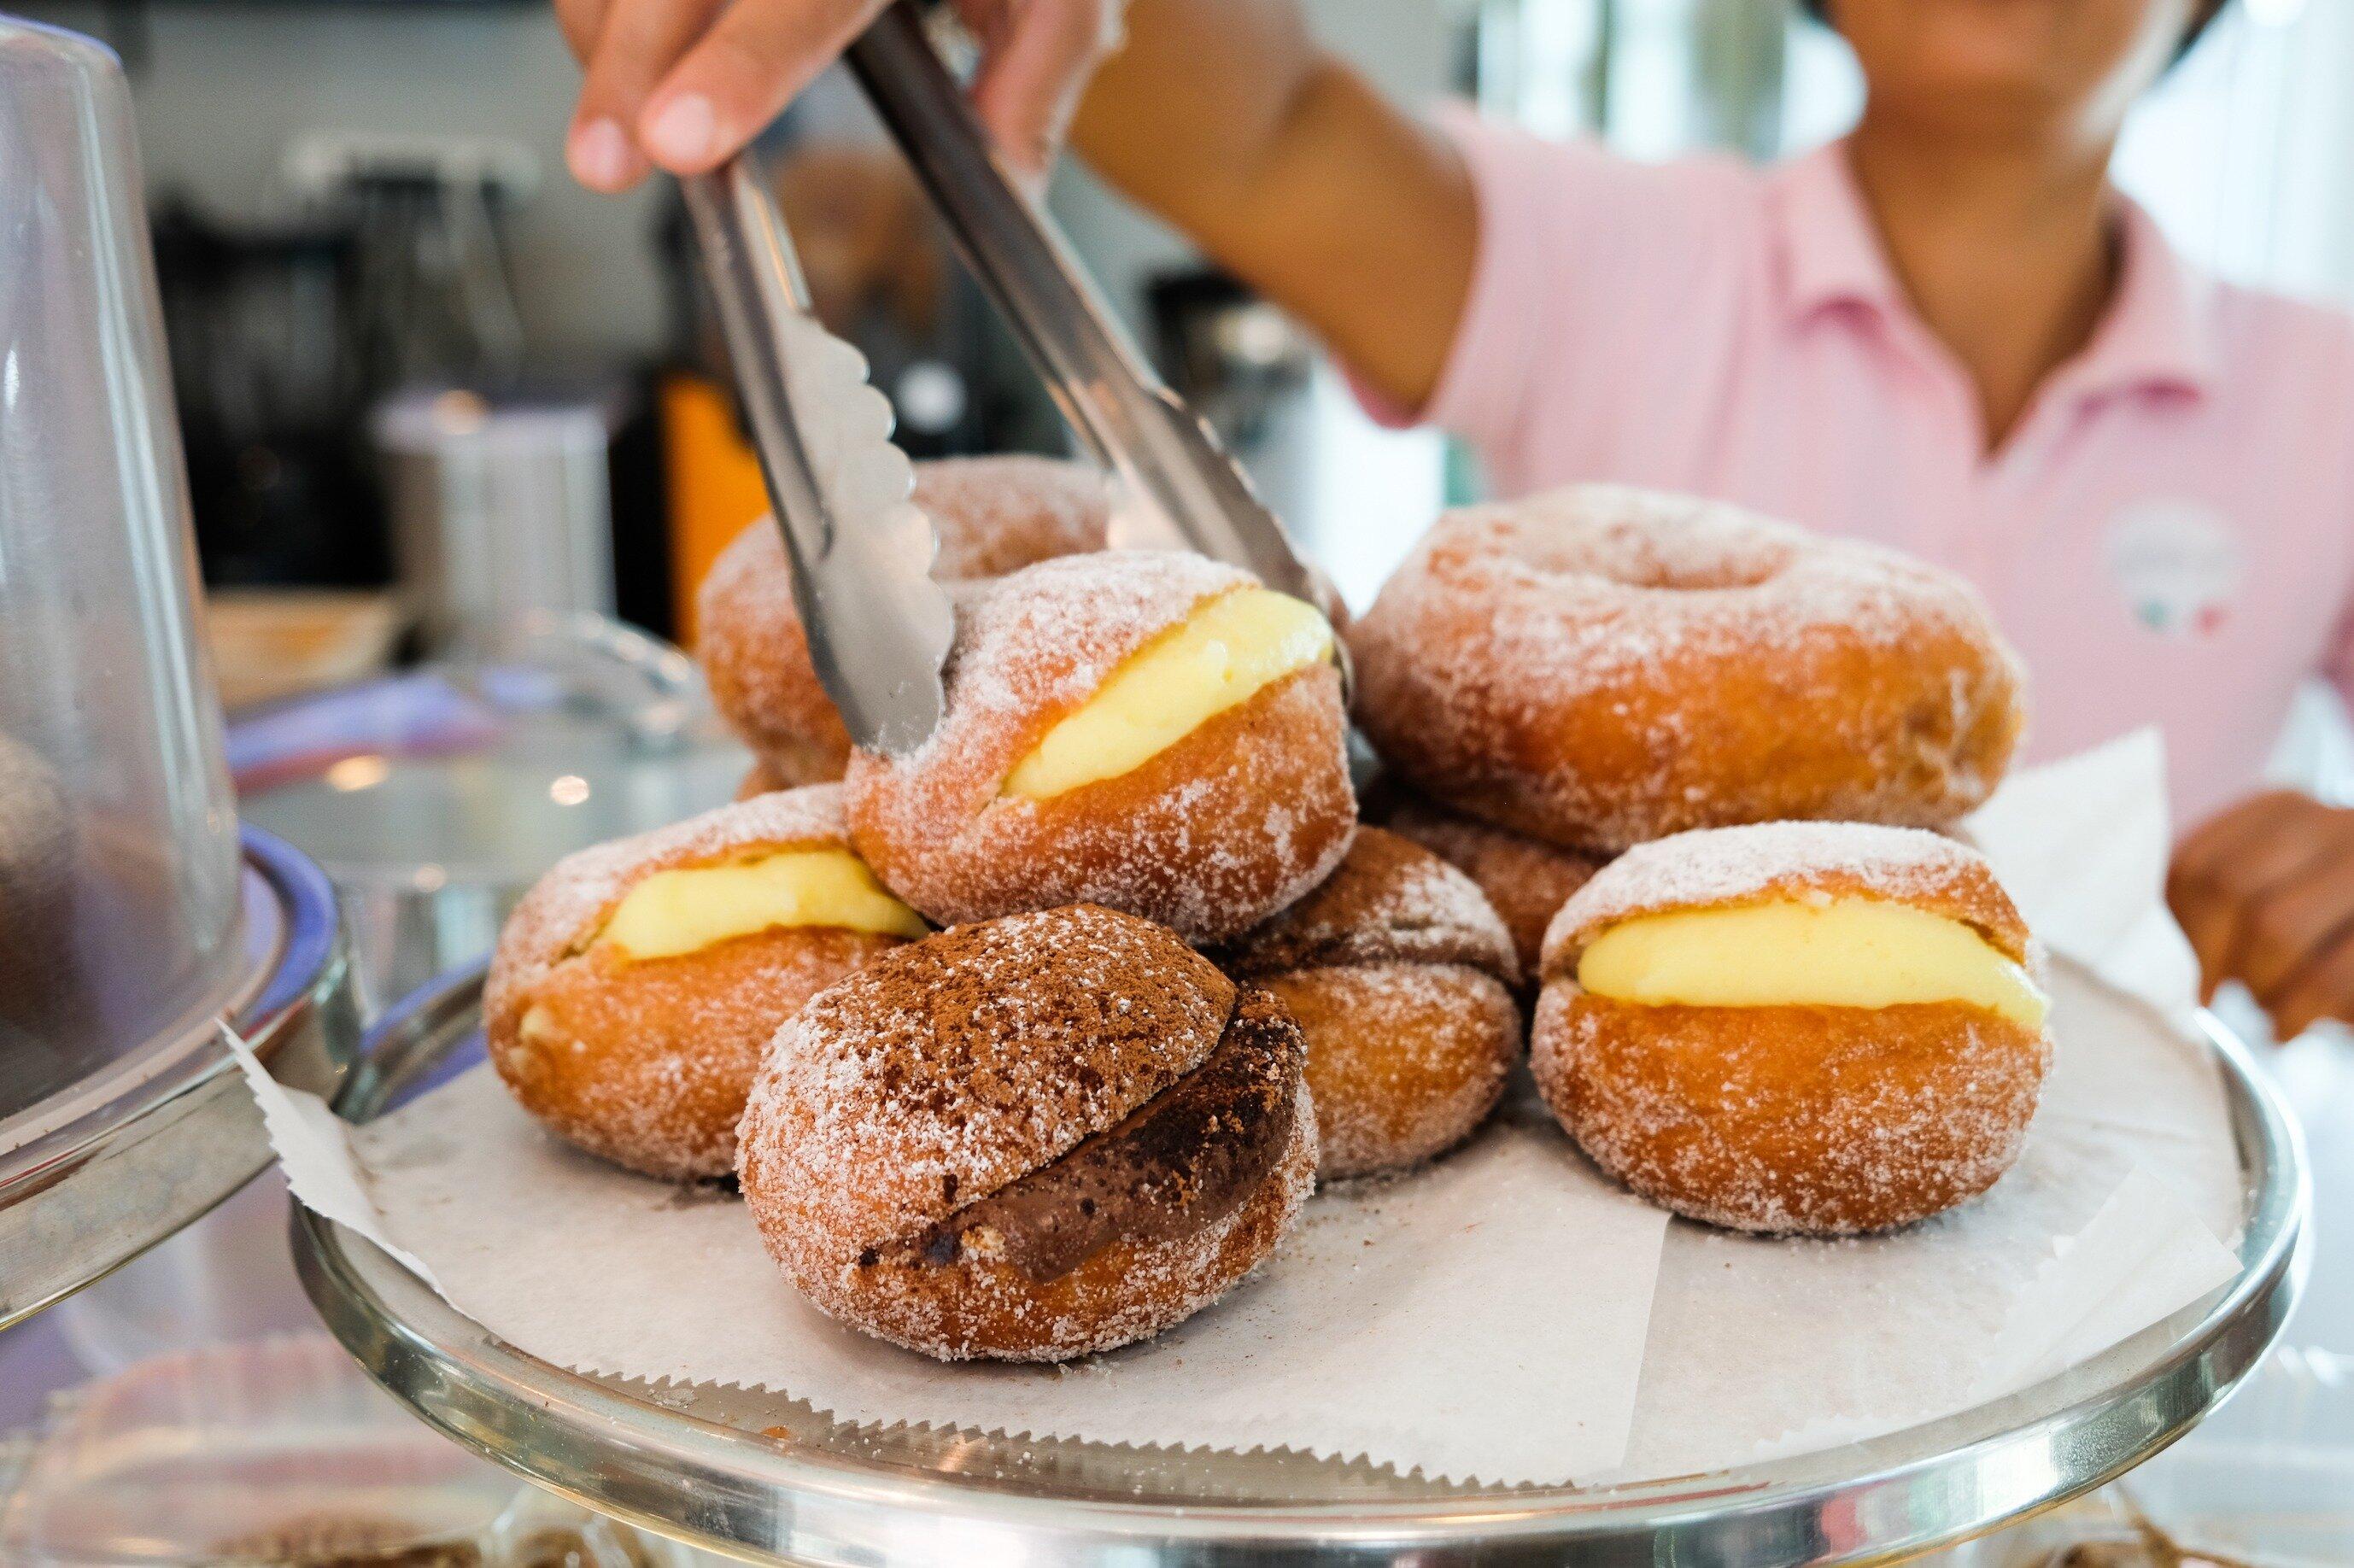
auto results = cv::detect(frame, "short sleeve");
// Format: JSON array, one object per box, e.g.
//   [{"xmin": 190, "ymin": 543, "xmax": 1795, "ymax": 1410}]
[{"xmin": 1366, "ymin": 106, "xmax": 1763, "ymax": 489}]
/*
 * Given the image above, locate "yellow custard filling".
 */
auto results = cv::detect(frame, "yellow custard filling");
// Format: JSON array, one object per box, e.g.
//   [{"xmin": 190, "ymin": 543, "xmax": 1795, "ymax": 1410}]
[
  {"xmin": 1575, "ymin": 897, "xmax": 2047, "ymax": 1029},
  {"xmin": 1001, "ymin": 588, "xmax": 1334, "ymax": 801},
  {"xmin": 596, "ymin": 849, "xmax": 928, "ymax": 960}
]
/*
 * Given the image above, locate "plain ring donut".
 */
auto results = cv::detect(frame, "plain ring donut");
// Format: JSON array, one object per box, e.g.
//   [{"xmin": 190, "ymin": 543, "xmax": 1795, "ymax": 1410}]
[{"xmin": 1348, "ymin": 484, "xmax": 2026, "ymax": 853}]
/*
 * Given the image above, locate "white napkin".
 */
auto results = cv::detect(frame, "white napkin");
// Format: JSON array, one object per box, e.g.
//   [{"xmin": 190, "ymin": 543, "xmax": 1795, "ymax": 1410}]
[{"xmin": 1970, "ymin": 1163, "xmax": 2242, "ymax": 1401}]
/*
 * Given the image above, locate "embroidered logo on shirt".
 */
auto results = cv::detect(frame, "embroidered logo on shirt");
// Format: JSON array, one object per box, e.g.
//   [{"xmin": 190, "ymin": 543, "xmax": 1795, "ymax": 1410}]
[{"xmin": 2105, "ymin": 500, "xmax": 2242, "ymax": 638}]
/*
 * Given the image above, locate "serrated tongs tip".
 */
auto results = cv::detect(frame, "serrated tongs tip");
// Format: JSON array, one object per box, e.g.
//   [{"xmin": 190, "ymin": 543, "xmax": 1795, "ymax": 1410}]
[{"xmin": 683, "ymin": 159, "xmax": 955, "ymax": 757}]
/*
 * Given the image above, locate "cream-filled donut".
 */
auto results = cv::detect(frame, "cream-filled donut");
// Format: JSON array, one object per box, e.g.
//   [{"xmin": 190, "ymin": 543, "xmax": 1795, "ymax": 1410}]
[
  {"xmin": 486, "ymin": 786, "xmax": 924, "ymax": 1179},
  {"xmin": 1350, "ymin": 485, "xmax": 2026, "ymax": 852},
  {"xmin": 1531, "ymin": 822, "xmax": 2051, "ymax": 1234},
  {"xmin": 698, "ymin": 454, "xmax": 1112, "ymax": 786},
  {"xmin": 846, "ymin": 550, "xmax": 1356, "ymax": 943}
]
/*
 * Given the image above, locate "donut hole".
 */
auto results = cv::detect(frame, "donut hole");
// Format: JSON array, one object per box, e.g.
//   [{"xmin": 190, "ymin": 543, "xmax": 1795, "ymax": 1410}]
[{"xmin": 1510, "ymin": 514, "xmax": 1796, "ymax": 593}]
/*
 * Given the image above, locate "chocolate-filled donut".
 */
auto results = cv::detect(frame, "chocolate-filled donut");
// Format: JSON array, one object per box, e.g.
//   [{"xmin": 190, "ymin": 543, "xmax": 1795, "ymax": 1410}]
[
  {"xmin": 737, "ymin": 904, "xmax": 1317, "ymax": 1360},
  {"xmin": 1215, "ymin": 828, "xmax": 1520, "ymax": 1178}
]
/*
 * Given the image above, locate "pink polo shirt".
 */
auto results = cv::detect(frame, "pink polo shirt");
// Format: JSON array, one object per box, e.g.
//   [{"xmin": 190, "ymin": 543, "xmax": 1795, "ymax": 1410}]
[{"xmin": 1406, "ymin": 119, "xmax": 2354, "ymax": 825}]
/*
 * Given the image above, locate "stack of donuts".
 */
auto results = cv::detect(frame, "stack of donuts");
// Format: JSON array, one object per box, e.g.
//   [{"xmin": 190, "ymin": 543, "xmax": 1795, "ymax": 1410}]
[{"xmin": 486, "ymin": 459, "xmax": 2052, "ymax": 1364}]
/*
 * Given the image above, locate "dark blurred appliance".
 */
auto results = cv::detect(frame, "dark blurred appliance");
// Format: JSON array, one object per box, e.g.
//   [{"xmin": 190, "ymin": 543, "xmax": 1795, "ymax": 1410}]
[
  {"xmin": 286, "ymin": 133, "xmax": 534, "ymax": 391},
  {"xmin": 152, "ymin": 201, "xmax": 384, "ymax": 588},
  {"xmin": 154, "ymin": 135, "xmax": 544, "ymax": 595}
]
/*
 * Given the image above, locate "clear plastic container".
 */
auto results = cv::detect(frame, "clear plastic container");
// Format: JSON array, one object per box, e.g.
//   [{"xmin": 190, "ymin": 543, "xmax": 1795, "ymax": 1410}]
[{"xmin": 0, "ymin": 17, "xmax": 245, "ymax": 1108}]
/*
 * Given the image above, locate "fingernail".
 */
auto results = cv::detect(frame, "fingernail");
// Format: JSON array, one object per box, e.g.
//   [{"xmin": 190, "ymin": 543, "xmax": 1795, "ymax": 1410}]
[
  {"xmin": 569, "ymin": 117, "xmax": 634, "ymax": 188},
  {"xmin": 644, "ymin": 93, "xmax": 717, "ymax": 167}
]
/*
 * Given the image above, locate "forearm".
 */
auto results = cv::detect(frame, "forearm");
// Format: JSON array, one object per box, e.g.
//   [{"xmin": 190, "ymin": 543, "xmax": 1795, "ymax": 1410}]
[{"xmin": 1070, "ymin": 0, "xmax": 1473, "ymax": 411}]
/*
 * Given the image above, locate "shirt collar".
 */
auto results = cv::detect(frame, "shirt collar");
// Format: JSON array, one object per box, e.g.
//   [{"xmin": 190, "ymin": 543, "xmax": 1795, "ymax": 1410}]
[{"xmin": 1770, "ymin": 137, "xmax": 2216, "ymax": 402}]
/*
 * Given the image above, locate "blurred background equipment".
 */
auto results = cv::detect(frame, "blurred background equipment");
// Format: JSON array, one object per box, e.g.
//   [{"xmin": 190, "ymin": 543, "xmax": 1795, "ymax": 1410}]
[{"xmin": 373, "ymin": 383, "xmax": 626, "ymax": 652}]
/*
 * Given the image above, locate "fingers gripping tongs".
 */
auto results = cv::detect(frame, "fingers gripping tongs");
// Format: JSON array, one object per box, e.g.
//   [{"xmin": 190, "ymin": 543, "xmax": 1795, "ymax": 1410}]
[{"xmin": 684, "ymin": 0, "xmax": 1344, "ymax": 758}]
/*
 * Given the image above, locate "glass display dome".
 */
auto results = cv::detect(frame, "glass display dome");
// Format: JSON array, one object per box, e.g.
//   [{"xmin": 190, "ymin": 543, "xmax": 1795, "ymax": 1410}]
[
  {"xmin": 0, "ymin": 15, "xmax": 243, "ymax": 1089},
  {"xmin": 0, "ymin": 15, "xmax": 351, "ymax": 1325}
]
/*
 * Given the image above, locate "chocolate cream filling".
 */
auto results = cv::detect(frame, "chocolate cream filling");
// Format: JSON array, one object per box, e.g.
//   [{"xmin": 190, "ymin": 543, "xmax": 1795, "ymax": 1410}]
[{"xmin": 864, "ymin": 988, "xmax": 1304, "ymax": 1284}]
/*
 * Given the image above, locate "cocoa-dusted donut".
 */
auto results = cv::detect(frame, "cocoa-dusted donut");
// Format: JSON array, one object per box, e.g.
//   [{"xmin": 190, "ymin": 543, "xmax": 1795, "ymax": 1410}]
[
  {"xmin": 1213, "ymin": 828, "xmax": 1519, "ymax": 1179},
  {"xmin": 698, "ymin": 454, "xmax": 1111, "ymax": 787},
  {"xmin": 845, "ymin": 550, "xmax": 1355, "ymax": 943},
  {"xmin": 737, "ymin": 904, "xmax": 1317, "ymax": 1360},
  {"xmin": 1370, "ymin": 787, "xmax": 1605, "ymax": 980},
  {"xmin": 486, "ymin": 786, "xmax": 926, "ymax": 1179},
  {"xmin": 1531, "ymin": 822, "xmax": 2052, "ymax": 1235},
  {"xmin": 1350, "ymin": 485, "xmax": 2025, "ymax": 853}
]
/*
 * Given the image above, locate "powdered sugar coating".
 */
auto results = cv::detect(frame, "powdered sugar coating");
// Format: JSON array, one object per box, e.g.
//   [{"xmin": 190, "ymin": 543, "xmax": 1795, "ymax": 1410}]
[
  {"xmin": 1349, "ymin": 484, "xmax": 2026, "ymax": 852},
  {"xmin": 1215, "ymin": 829, "xmax": 1521, "ymax": 1178},
  {"xmin": 1539, "ymin": 820, "xmax": 2033, "ymax": 977},
  {"xmin": 483, "ymin": 786, "xmax": 911, "ymax": 1179},
  {"xmin": 846, "ymin": 551, "xmax": 1356, "ymax": 943},
  {"xmin": 1215, "ymin": 827, "xmax": 1518, "ymax": 986},
  {"xmin": 1531, "ymin": 987, "xmax": 2048, "ymax": 1234},
  {"xmin": 737, "ymin": 905, "xmax": 1234, "ymax": 1269},
  {"xmin": 1262, "ymin": 962, "xmax": 1518, "ymax": 1180},
  {"xmin": 698, "ymin": 455, "xmax": 1112, "ymax": 778}
]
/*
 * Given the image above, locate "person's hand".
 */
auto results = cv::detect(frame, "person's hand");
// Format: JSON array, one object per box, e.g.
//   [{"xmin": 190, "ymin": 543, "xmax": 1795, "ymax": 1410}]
[
  {"xmin": 556, "ymin": 0, "xmax": 1116, "ymax": 192},
  {"xmin": 2168, "ymin": 788, "xmax": 2354, "ymax": 1039}
]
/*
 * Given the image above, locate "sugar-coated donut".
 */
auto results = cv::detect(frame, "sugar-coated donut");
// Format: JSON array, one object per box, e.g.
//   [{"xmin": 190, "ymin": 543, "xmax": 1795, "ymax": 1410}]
[
  {"xmin": 1350, "ymin": 485, "xmax": 2025, "ymax": 853},
  {"xmin": 845, "ymin": 550, "xmax": 1356, "ymax": 943},
  {"xmin": 698, "ymin": 454, "xmax": 1112, "ymax": 786},
  {"xmin": 1531, "ymin": 822, "xmax": 2052, "ymax": 1235},
  {"xmin": 1369, "ymin": 786, "xmax": 1605, "ymax": 980},
  {"xmin": 737, "ymin": 904, "xmax": 1316, "ymax": 1360},
  {"xmin": 486, "ymin": 786, "xmax": 925, "ymax": 1179},
  {"xmin": 1214, "ymin": 828, "xmax": 1520, "ymax": 1178}
]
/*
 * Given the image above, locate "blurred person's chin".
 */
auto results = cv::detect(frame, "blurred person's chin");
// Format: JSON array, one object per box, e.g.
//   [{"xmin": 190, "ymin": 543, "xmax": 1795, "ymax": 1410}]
[{"xmin": 1831, "ymin": 0, "xmax": 2192, "ymax": 137}]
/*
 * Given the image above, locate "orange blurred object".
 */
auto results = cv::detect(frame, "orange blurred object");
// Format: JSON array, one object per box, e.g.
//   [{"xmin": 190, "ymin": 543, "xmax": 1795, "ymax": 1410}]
[{"xmin": 661, "ymin": 372, "xmax": 768, "ymax": 647}]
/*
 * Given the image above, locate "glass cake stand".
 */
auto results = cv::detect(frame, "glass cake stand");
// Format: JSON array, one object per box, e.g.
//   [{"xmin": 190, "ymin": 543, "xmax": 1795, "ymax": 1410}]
[{"xmin": 292, "ymin": 963, "xmax": 2305, "ymax": 1565}]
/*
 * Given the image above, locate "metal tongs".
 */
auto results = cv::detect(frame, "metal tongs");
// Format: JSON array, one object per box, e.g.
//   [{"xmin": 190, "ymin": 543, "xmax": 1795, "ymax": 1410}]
[{"xmin": 685, "ymin": 0, "xmax": 1344, "ymax": 758}]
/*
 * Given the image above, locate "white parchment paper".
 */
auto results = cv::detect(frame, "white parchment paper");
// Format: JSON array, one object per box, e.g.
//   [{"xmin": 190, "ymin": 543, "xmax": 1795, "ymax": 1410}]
[{"xmin": 245, "ymin": 735, "xmax": 2250, "ymax": 1487}]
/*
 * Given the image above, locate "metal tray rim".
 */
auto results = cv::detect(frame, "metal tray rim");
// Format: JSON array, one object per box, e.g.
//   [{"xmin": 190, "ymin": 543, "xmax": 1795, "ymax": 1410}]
[{"xmin": 293, "ymin": 961, "xmax": 2306, "ymax": 1561}]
